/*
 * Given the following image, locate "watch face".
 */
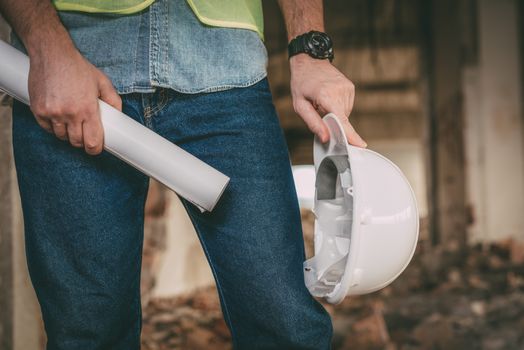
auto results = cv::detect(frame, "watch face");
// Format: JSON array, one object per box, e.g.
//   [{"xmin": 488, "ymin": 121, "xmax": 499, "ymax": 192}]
[{"xmin": 306, "ymin": 31, "xmax": 334, "ymax": 60}]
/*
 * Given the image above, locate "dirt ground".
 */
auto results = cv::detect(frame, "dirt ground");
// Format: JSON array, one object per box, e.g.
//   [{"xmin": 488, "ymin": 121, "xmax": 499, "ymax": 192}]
[{"xmin": 141, "ymin": 236, "xmax": 524, "ymax": 350}]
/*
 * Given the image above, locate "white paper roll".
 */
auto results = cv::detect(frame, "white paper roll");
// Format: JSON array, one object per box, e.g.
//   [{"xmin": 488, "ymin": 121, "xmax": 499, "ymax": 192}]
[{"xmin": 0, "ymin": 40, "xmax": 229, "ymax": 212}]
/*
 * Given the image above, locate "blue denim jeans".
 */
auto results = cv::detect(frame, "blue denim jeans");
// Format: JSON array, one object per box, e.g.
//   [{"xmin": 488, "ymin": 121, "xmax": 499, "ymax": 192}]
[{"xmin": 12, "ymin": 79, "xmax": 333, "ymax": 349}]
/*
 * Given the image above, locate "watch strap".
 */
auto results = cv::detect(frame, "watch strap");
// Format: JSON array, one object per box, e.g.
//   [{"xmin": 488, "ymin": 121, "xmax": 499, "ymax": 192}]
[
  {"xmin": 288, "ymin": 31, "xmax": 334, "ymax": 62},
  {"xmin": 288, "ymin": 34, "xmax": 308, "ymax": 58}
]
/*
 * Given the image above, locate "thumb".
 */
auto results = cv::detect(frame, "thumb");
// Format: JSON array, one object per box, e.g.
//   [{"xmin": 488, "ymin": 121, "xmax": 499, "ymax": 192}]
[
  {"xmin": 98, "ymin": 74, "xmax": 122, "ymax": 111},
  {"xmin": 328, "ymin": 106, "xmax": 367, "ymax": 148},
  {"xmin": 339, "ymin": 117, "xmax": 367, "ymax": 148}
]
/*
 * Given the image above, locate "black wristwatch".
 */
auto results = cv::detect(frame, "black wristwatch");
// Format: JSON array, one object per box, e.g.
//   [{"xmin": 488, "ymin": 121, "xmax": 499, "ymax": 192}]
[{"xmin": 288, "ymin": 31, "xmax": 334, "ymax": 62}]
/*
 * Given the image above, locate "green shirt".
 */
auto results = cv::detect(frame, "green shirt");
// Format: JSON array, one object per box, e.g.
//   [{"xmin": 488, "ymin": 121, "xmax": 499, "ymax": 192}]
[{"xmin": 52, "ymin": 0, "xmax": 264, "ymax": 38}]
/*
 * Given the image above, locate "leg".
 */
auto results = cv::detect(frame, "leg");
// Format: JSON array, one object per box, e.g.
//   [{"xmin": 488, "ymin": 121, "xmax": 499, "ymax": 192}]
[
  {"xmin": 12, "ymin": 95, "xmax": 149, "ymax": 350},
  {"xmin": 153, "ymin": 80, "xmax": 333, "ymax": 349}
]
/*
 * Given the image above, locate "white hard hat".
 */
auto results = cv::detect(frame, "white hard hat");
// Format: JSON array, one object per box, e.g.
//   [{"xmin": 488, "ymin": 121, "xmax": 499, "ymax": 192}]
[{"xmin": 304, "ymin": 114, "xmax": 419, "ymax": 304}]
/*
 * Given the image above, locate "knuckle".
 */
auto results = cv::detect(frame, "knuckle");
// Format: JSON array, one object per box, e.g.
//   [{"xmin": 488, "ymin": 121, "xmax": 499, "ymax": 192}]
[
  {"xmin": 293, "ymin": 104, "xmax": 304, "ymax": 115},
  {"xmin": 70, "ymin": 140, "xmax": 83, "ymax": 148},
  {"xmin": 84, "ymin": 140, "xmax": 99, "ymax": 150},
  {"xmin": 339, "ymin": 115, "xmax": 350, "ymax": 124},
  {"xmin": 30, "ymin": 104, "xmax": 42, "ymax": 116},
  {"xmin": 36, "ymin": 120, "xmax": 52, "ymax": 132},
  {"xmin": 293, "ymin": 100, "xmax": 306, "ymax": 114},
  {"xmin": 53, "ymin": 123, "xmax": 66, "ymax": 133},
  {"xmin": 51, "ymin": 103, "xmax": 69, "ymax": 116},
  {"xmin": 311, "ymin": 123, "xmax": 321, "ymax": 134},
  {"xmin": 98, "ymin": 72, "xmax": 110, "ymax": 83},
  {"xmin": 33, "ymin": 101, "xmax": 60, "ymax": 117},
  {"xmin": 68, "ymin": 131, "xmax": 84, "ymax": 146},
  {"xmin": 64, "ymin": 102, "xmax": 97, "ymax": 119},
  {"xmin": 85, "ymin": 143, "xmax": 102, "ymax": 155},
  {"xmin": 318, "ymin": 89, "xmax": 331, "ymax": 104},
  {"xmin": 312, "ymin": 124, "xmax": 325, "ymax": 138},
  {"xmin": 83, "ymin": 104, "xmax": 98, "ymax": 117},
  {"xmin": 65, "ymin": 105, "xmax": 81, "ymax": 116}
]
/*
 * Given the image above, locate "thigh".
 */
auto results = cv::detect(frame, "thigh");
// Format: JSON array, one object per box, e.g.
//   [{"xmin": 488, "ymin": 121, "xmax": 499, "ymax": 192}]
[
  {"xmin": 154, "ymin": 79, "xmax": 332, "ymax": 349},
  {"xmin": 12, "ymin": 97, "xmax": 149, "ymax": 350}
]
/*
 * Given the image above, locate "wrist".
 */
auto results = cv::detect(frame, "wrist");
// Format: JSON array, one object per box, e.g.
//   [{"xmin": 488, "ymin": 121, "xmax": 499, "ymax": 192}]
[
  {"xmin": 289, "ymin": 53, "xmax": 332, "ymax": 68},
  {"xmin": 27, "ymin": 31, "xmax": 76, "ymax": 61},
  {"xmin": 287, "ymin": 26, "xmax": 325, "ymax": 43},
  {"xmin": 23, "ymin": 19, "xmax": 74, "ymax": 59}
]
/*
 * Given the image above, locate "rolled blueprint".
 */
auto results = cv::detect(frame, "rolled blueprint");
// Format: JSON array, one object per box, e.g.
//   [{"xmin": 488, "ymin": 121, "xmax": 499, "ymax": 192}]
[{"xmin": 0, "ymin": 40, "xmax": 229, "ymax": 212}]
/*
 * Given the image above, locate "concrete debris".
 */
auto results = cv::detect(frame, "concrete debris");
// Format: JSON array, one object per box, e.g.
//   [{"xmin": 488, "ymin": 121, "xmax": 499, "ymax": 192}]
[
  {"xmin": 141, "ymin": 290, "xmax": 230, "ymax": 350},
  {"xmin": 141, "ymin": 237, "xmax": 524, "ymax": 350}
]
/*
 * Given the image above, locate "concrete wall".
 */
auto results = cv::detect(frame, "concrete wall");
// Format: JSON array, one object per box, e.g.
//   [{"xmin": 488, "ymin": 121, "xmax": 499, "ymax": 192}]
[
  {"xmin": 425, "ymin": 0, "xmax": 469, "ymax": 246},
  {"xmin": 151, "ymin": 193, "xmax": 213, "ymax": 298},
  {"xmin": 464, "ymin": 0, "xmax": 524, "ymax": 242},
  {"xmin": 11, "ymin": 147, "xmax": 43, "ymax": 350},
  {"xmin": 0, "ymin": 18, "xmax": 44, "ymax": 350},
  {"xmin": 0, "ymin": 94, "xmax": 44, "ymax": 350},
  {"xmin": 0, "ymin": 92, "xmax": 15, "ymax": 350}
]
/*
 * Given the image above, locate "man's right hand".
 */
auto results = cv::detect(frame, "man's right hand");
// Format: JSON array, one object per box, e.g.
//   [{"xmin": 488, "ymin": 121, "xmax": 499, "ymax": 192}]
[
  {"xmin": 28, "ymin": 42, "xmax": 122, "ymax": 155},
  {"xmin": 0, "ymin": 0, "xmax": 122, "ymax": 155}
]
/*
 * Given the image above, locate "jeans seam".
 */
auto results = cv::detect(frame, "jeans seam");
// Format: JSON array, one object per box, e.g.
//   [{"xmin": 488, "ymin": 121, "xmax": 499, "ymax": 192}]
[
  {"xmin": 148, "ymin": 89, "xmax": 171, "ymax": 117},
  {"xmin": 161, "ymin": 0, "xmax": 169, "ymax": 84},
  {"xmin": 141, "ymin": 95, "xmax": 154, "ymax": 129},
  {"xmin": 149, "ymin": 0, "xmax": 158, "ymax": 85},
  {"xmin": 131, "ymin": 6, "xmax": 141, "ymax": 91},
  {"xmin": 179, "ymin": 200, "xmax": 238, "ymax": 347}
]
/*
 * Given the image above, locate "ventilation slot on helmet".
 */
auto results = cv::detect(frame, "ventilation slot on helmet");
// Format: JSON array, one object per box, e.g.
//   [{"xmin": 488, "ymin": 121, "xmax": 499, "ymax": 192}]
[{"xmin": 304, "ymin": 155, "xmax": 354, "ymax": 298}]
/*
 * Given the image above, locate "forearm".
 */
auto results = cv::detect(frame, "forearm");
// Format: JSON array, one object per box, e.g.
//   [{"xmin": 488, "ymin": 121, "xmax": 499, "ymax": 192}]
[
  {"xmin": 276, "ymin": 1, "xmax": 366, "ymax": 147},
  {"xmin": 0, "ymin": 0, "xmax": 74, "ymax": 58},
  {"xmin": 277, "ymin": 0, "xmax": 324, "ymax": 41}
]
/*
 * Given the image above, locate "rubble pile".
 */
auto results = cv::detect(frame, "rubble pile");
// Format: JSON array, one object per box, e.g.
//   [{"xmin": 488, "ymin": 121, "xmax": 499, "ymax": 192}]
[
  {"xmin": 141, "ymin": 289, "xmax": 230, "ymax": 350},
  {"xmin": 141, "ymin": 235, "xmax": 524, "ymax": 350},
  {"xmin": 329, "ymin": 240, "xmax": 524, "ymax": 350}
]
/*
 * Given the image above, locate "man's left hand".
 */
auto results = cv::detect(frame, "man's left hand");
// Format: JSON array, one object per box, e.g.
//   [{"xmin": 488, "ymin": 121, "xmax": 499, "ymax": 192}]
[{"xmin": 289, "ymin": 54, "xmax": 367, "ymax": 147}]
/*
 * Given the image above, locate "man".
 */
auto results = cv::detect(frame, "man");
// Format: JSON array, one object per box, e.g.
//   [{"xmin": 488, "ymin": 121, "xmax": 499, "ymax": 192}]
[{"xmin": 0, "ymin": 0, "xmax": 366, "ymax": 348}]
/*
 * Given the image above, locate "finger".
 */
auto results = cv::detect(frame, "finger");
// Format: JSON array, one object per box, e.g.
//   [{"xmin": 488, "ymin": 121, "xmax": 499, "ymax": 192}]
[
  {"xmin": 320, "ymin": 97, "xmax": 366, "ymax": 148},
  {"xmin": 315, "ymin": 86, "xmax": 353, "ymax": 117},
  {"xmin": 82, "ymin": 117, "xmax": 104, "ymax": 155},
  {"xmin": 339, "ymin": 117, "xmax": 367, "ymax": 148},
  {"xmin": 66, "ymin": 122, "xmax": 84, "ymax": 148},
  {"xmin": 51, "ymin": 120, "xmax": 68, "ymax": 141},
  {"xmin": 35, "ymin": 117, "xmax": 54, "ymax": 134},
  {"xmin": 295, "ymin": 99, "xmax": 330, "ymax": 143},
  {"xmin": 98, "ymin": 75, "xmax": 122, "ymax": 111},
  {"xmin": 346, "ymin": 85, "xmax": 355, "ymax": 117}
]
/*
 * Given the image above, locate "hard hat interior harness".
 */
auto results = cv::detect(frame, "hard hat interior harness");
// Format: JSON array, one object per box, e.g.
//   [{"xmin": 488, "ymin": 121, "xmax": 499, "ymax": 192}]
[{"xmin": 305, "ymin": 155, "xmax": 353, "ymax": 297}]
